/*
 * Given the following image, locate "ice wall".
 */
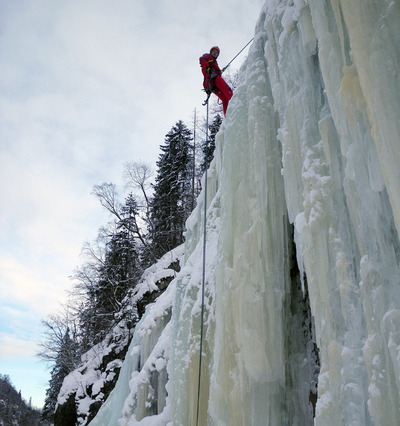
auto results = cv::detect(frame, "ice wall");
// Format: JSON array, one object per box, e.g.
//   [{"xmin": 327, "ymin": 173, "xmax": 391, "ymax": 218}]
[
  {"xmin": 261, "ymin": 0, "xmax": 400, "ymax": 424},
  {"xmin": 90, "ymin": 0, "xmax": 400, "ymax": 425}
]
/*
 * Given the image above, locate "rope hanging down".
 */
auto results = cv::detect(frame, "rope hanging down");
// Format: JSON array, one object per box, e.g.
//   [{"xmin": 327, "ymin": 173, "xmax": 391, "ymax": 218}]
[
  {"xmin": 196, "ymin": 99, "xmax": 209, "ymax": 426},
  {"xmin": 196, "ymin": 38, "xmax": 254, "ymax": 424}
]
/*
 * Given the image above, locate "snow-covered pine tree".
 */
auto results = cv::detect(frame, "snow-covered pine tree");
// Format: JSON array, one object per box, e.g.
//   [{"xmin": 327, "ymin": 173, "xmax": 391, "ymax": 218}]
[
  {"xmin": 91, "ymin": 228, "xmax": 138, "ymax": 337},
  {"xmin": 77, "ymin": 197, "xmax": 141, "ymax": 346},
  {"xmin": 150, "ymin": 120, "xmax": 193, "ymax": 259},
  {"xmin": 201, "ymin": 113, "xmax": 222, "ymax": 174},
  {"xmin": 42, "ymin": 329, "xmax": 78, "ymax": 423}
]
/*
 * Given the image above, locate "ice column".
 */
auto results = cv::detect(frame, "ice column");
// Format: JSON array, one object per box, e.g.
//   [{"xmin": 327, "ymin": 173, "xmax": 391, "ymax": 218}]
[{"xmin": 263, "ymin": 0, "xmax": 400, "ymax": 424}]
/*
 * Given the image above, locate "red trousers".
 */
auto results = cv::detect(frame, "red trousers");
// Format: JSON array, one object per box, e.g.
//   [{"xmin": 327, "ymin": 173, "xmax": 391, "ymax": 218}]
[{"xmin": 213, "ymin": 75, "xmax": 233, "ymax": 115}]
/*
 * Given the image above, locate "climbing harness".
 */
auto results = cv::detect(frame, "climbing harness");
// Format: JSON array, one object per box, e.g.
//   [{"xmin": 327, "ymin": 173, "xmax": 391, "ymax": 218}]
[
  {"xmin": 202, "ymin": 37, "xmax": 254, "ymax": 105},
  {"xmin": 196, "ymin": 98, "xmax": 210, "ymax": 426}
]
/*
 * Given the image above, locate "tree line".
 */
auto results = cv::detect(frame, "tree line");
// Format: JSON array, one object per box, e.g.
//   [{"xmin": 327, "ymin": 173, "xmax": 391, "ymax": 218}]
[
  {"xmin": 0, "ymin": 374, "xmax": 46, "ymax": 425},
  {"xmin": 38, "ymin": 113, "xmax": 222, "ymax": 423}
]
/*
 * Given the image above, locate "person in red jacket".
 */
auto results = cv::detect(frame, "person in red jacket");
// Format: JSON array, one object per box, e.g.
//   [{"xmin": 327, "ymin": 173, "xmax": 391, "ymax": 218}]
[{"xmin": 199, "ymin": 46, "xmax": 233, "ymax": 116}]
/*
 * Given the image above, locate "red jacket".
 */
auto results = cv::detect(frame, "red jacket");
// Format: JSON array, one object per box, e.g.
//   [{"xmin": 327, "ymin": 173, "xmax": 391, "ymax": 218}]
[{"xmin": 199, "ymin": 53, "xmax": 221, "ymax": 91}]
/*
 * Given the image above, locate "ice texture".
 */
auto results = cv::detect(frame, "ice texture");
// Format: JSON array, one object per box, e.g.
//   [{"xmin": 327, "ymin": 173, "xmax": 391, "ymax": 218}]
[{"xmin": 90, "ymin": 0, "xmax": 400, "ymax": 424}]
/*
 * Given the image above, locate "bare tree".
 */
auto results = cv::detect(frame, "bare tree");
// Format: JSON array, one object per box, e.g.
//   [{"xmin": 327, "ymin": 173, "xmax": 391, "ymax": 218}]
[
  {"xmin": 92, "ymin": 183, "xmax": 122, "ymax": 221},
  {"xmin": 91, "ymin": 182, "xmax": 147, "ymax": 242},
  {"xmin": 37, "ymin": 304, "xmax": 79, "ymax": 366},
  {"xmin": 123, "ymin": 162, "xmax": 154, "ymax": 231}
]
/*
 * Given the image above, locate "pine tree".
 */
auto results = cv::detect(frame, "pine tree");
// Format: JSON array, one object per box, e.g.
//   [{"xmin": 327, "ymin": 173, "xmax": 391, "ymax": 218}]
[
  {"xmin": 150, "ymin": 120, "xmax": 194, "ymax": 259},
  {"xmin": 78, "ymin": 201, "xmax": 140, "ymax": 345},
  {"xmin": 93, "ymin": 227, "xmax": 138, "ymax": 330},
  {"xmin": 201, "ymin": 113, "xmax": 222, "ymax": 173},
  {"xmin": 42, "ymin": 329, "xmax": 78, "ymax": 423}
]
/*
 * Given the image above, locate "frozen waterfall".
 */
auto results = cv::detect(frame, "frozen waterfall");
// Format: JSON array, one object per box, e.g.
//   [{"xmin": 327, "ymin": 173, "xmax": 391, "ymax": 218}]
[{"xmin": 90, "ymin": 0, "xmax": 400, "ymax": 424}]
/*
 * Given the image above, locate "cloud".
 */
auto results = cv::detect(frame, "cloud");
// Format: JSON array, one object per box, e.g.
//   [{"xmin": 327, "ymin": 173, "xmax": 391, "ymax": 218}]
[
  {"xmin": 0, "ymin": 332, "xmax": 38, "ymax": 359},
  {"xmin": 0, "ymin": 0, "xmax": 262, "ymax": 406},
  {"xmin": 0, "ymin": 256, "xmax": 69, "ymax": 313}
]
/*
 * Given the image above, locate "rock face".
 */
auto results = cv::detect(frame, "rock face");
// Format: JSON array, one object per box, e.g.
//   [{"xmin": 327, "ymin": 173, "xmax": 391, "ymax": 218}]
[{"xmin": 91, "ymin": 1, "xmax": 400, "ymax": 424}]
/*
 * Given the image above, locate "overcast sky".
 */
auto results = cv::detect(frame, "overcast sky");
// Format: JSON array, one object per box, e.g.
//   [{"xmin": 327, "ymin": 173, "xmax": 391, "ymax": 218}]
[{"xmin": 0, "ymin": 0, "xmax": 262, "ymax": 407}]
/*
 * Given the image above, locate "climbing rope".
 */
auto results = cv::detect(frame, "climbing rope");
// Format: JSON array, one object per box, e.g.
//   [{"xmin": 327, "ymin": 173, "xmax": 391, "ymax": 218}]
[
  {"xmin": 221, "ymin": 37, "xmax": 254, "ymax": 73},
  {"xmin": 196, "ymin": 98, "xmax": 209, "ymax": 426},
  {"xmin": 195, "ymin": 38, "xmax": 254, "ymax": 424}
]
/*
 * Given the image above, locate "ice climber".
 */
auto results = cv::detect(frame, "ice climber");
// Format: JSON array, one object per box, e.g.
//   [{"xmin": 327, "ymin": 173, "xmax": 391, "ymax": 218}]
[{"xmin": 199, "ymin": 46, "xmax": 233, "ymax": 116}]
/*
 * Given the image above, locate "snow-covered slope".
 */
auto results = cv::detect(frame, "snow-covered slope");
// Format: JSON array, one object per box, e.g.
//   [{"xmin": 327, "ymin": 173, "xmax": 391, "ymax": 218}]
[
  {"xmin": 55, "ymin": 246, "xmax": 183, "ymax": 425},
  {"xmin": 90, "ymin": 0, "xmax": 400, "ymax": 425}
]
